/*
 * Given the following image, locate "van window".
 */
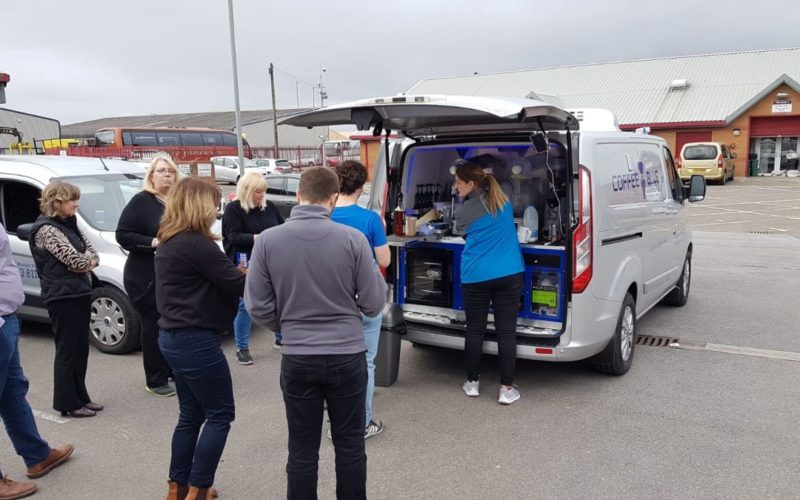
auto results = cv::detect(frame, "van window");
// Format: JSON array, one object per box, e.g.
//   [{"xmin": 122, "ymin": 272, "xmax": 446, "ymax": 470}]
[
  {"xmin": 639, "ymin": 145, "xmax": 667, "ymax": 203},
  {"xmin": 202, "ymin": 133, "xmax": 224, "ymax": 146},
  {"xmin": 662, "ymin": 147, "xmax": 683, "ymax": 202},
  {"xmin": 222, "ymin": 134, "xmax": 238, "ymax": 147},
  {"xmin": 720, "ymin": 145, "xmax": 729, "ymax": 158},
  {"xmin": 157, "ymin": 132, "xmax": 181, "ymax": 146},
  {"xmin": 95, "ymin": 130, "xmax": 115, "ymax": 146},
  {"xmin": 180, "ymin": 132, "xmax": 204, "ymax": 146},
  {"xmin": 683, "ymin": 145, "xmax": 718, "ymax": 160},
  {"xmin": 130, "ymin": 131, "xmax": 157, "ymax": 147},
  {"xmin": 0, "ymin": 181, "xmax": 41, "ymax": 233}
]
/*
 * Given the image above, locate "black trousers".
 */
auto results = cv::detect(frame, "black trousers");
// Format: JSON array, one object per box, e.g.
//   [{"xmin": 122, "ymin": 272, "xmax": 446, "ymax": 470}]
[
  {"xmin": 47, "ymin": 295, "xmax": 92, "ymax": 412},
  {"xmin": 281, "ymin": 352, "xmax": 367, "ymax": 500},
  {"xmin": 133, "ymin": 292, "xmax": 171, "ymax": 389},
  {"xmin": 462, "ymin": 272, "xmax": 524, "ymax": 386}
]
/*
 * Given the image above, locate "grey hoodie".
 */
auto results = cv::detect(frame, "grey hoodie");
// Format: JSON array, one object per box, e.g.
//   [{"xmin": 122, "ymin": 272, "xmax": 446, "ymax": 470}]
[{"xmin": 245, "ymin": 204, "xmax": 387, "ymax": 355}]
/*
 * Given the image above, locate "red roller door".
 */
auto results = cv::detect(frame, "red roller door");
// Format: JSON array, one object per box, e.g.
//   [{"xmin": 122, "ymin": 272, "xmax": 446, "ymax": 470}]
[
  {"xmin": 676, "ymin": 131, "xmax": 712, "ymax": 156},
  {"xmin": 750, "ymin": 116, "xmax": 800, "ymax": 137}
]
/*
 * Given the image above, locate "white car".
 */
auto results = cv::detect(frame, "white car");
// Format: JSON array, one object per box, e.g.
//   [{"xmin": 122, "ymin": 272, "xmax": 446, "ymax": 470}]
[
  {"xmin": 0, "ymin": 155, "xmax": 146, "ymax": 354},
  {"xmin": 254, "ymin": 158, "xmax": 293, "ymax": 174},
  {"xmin": 210, "ymin": 156, "xmax": 267, "ymax": 184},
  {"xmin": 284, "ymin": 95, "xmax": 707, "ymax": 376}
]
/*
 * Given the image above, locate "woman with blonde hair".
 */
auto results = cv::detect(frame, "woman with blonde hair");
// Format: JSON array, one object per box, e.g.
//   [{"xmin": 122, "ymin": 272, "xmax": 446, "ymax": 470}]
[
  {"xmin": 454, "ymin": 161, "xmax": 524, "ymax": 405},
  {"xmin": 222, "ymin": 171, "xmax": 284, "ymax": 364},
  {"xmin": 116, "ymin": 157, "xmax": 180, "ymax": 397},
  {"xmin": 155, "ymin": 177, "xmax": 245, "ymax": 500},
  {"xmin": 28, "ymin": 181, "xmax": 102, "ymax": 417}
]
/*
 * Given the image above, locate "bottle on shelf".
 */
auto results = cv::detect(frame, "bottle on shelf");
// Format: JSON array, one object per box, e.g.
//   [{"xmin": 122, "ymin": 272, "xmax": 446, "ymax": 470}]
[{"xmin": 393, "ymin": 192, "xmax": 405, "ymax": 236}]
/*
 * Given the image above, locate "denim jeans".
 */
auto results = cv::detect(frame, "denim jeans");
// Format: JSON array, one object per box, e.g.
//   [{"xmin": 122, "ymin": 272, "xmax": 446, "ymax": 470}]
[
  {"xmin": 281, "ymin": 352, "xmax": 367, "ymax": 500},
  {"xmin": 462, "ymin": 273, "xmax": 524, "ymax": 386},
  {"xmin": 159, "ymin": 329, "xmax": 235, "ymax": 488},
  {"xmin": 362, "ymin": 313, "xmax": 382, "ymax": 427},
  {"xmin": 0, "ymin": 314, "xmax": 51, "ymax": 471},
  {"xmin": 233, "ymin": 298, "xmax": 252, "ymax": 351}
]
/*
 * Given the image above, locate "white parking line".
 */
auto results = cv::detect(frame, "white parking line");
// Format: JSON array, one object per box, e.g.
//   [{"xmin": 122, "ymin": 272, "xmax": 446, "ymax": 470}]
[
  {"xmin": 31, "ymin": 408, "xmax": 69, "ymax": 424},
  {"xmin": 675, "ymin": 342, "xmax": 800, "ymax": 362}
]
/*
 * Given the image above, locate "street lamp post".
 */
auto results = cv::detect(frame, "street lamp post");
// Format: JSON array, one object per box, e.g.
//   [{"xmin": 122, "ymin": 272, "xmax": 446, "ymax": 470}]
[{"xmin": 226, "ymin": 0, "xmax": 245, "ymax": 179}]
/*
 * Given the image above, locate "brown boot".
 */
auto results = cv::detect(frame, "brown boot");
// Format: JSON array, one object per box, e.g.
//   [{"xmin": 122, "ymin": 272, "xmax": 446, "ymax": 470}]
[
  {"xmin": 166, "ymin": 480, "xmax": 188, "ymax": 500},
  {"xmin": 185, "ymin": 486, "xmax": 209, "ymax": 500},
  {"xmin": 26, "ymin": 444, "xmax": 75, "ymax": 479},
  {"xmin": 0, "ymin": 476, "xmax": 37, "ymax": 500}
]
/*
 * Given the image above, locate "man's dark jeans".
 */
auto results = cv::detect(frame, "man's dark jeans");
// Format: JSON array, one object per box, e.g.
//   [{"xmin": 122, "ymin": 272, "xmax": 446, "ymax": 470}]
[
  {"xmin": 0, "ymin": 314, "xmax": 51, "ymax": 473},
  {"xmin": 462, "ymin": 272, "xmax": 524, "ymax": 386},
  {"xmin": 281, "ymin": 352, "xmax": 367, "ymax": 500},
  {"xmin": 159, "ymin": 328, "xmax": 235, "ymax": 488}
]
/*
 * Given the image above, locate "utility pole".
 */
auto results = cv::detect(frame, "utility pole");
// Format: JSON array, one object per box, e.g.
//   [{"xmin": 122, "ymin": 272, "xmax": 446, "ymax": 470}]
[
  {"xmin": 269, "ymin": 63, "xmax": 279, "ymax": 156},
  {"xmin": 295, "ymin": 81, "xmax": 300, "ymax": 108}
]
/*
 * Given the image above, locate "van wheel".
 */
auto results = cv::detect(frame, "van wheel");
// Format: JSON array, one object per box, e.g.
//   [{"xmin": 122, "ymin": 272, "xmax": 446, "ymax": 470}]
[
  {"xmin": 89, "ymin": 286, "xmax": 141, "ymax": 355},
  {"xmin": 663, "ymin": 254, "xmax": 691, "ymax": 307},
  {"xmin": 593, "ymin": 293, "xmax": 636, "ymax": 376}
]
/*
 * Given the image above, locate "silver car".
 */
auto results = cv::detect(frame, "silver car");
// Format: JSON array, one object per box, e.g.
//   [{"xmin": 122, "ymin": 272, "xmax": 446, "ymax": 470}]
[
  {"xmin": 210, "ymin": 156, "xmax": 268, "ymax": 184},
  {"xmin": 0, "ymin": 155, "xmax": 146, "ymax": 354}
]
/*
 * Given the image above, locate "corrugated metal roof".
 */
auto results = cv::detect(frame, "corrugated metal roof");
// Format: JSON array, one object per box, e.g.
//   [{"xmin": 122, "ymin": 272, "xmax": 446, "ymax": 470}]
[
  {"xmin": 61, "ymin": 108, "xmax": 311, "ymax": 139},
  {"xmin": 406, "ymin": 47, "xmax": 800, "ymax": 126}
]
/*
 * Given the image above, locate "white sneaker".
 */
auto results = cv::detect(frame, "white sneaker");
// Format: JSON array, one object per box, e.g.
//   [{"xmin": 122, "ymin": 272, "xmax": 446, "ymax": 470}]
[
  {"xmin": 498, "ymin": 385, "xmax": 520, "ymax": 405},
  {"xmin": 462, "ymin": 380, "xmax": 480, "ymax": 397}
]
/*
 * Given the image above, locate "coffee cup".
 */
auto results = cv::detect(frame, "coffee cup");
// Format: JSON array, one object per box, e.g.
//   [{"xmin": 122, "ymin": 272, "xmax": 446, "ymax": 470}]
[
  {"xmin": 517, "ymin": 225, "xmax": 532, "ymax": 243},
  {"xmin": 405, "ymin": 216, "xmax": 418, "ymax": 236}
]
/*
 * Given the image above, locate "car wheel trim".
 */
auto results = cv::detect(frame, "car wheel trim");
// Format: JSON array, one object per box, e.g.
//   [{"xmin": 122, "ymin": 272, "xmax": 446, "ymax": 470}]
[
  {"xmin": 620, "ymin": 305, "xmax": 634, "ymax": 362},
  {"xmin": 90, "ymin": 297, "xmax": 126, "ymax": 347}
]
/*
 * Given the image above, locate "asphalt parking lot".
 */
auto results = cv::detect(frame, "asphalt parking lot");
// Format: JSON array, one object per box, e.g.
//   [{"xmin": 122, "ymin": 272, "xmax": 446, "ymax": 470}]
[{"xmin": 3, "ymin": 177, "xmax": 800, "ymax": 499}]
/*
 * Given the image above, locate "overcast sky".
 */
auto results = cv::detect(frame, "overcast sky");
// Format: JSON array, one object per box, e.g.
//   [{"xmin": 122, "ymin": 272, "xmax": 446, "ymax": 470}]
[{"xmin": 2, "ymin": 0, "xmax": 798, "ymax": 125}]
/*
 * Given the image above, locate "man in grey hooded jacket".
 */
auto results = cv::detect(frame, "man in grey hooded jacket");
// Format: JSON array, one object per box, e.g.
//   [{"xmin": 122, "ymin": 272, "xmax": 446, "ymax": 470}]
[{"xmin": 245, "ymin": 167, "xmax": 386, "ymax": 500}]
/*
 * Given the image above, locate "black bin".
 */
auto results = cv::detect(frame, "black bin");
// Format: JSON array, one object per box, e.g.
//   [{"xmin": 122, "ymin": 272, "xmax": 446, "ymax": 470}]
[{"xmin": 374, "ymin": 329, "xmax": 401, "ymax": 387}]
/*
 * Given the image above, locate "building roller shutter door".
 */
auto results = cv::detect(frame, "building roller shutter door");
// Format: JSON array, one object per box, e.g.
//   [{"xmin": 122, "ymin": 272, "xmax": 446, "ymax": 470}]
[{"xmin": 750, "ymin": 116, "xmax": 800, "ymax": 137}]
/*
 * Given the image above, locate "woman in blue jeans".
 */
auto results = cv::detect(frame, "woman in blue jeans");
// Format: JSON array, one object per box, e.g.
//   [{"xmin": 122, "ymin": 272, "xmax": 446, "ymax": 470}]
[
  {"xmin": 454, "ymin": 162, "xmax": 524, "ymax": 405},
  {"xmin": 332, "ymin": 160, "xmax": 390, "ymax": 439},
  {"xmin": 222, "ymin": 172, "xmax": 284, "ymax": 365},
  {"xmin": 155, "ymin": 178, "xmax": 246, "ymax": 500}
]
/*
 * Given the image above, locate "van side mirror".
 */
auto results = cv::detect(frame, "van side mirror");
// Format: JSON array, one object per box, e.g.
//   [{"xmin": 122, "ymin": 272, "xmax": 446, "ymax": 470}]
[
  {"xmin": 15, "ymin": 223, "xmax": 34, "ymax": 241},
  {"xmin": 685, "ymin": 175, "xmax": 706, "ymax": 202},
  {"xmin": 730, "ymin": 152, "xmax": 738, "ymax": 159}
]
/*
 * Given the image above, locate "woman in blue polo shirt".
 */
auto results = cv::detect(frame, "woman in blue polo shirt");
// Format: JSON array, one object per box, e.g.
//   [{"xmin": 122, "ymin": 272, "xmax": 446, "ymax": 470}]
[{"xmin": 454, "ymin": 162, "xmax": 524, "ymax": 405}]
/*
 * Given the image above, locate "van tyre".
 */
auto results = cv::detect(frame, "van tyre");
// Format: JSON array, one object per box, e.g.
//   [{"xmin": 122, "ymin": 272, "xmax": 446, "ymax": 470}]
[
  {"xmin": 89, "ymin": 286, "xmax": 141, "ymax": 355},
  {"xmin": 594, "ymin": 293, "xmax": 636, "ymax": 376},
  {"xmin": 663, "ymin": 254, "xmax": 691, "ymax": 307}
]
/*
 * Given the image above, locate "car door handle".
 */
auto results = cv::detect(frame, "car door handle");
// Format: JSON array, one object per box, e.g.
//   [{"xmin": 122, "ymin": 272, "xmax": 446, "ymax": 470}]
[{"xmin": 285, "ymin": 201, "xmax": 297, "ymax": 206}]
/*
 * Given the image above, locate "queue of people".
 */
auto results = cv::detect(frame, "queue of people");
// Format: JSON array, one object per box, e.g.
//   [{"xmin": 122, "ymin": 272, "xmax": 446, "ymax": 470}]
[{"xmin": 1, "ymin": 156, "xmax": 525, "ymax": 499}]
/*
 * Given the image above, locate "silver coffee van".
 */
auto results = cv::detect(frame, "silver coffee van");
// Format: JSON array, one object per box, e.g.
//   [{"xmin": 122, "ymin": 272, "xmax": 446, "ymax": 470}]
[
  {"xmin": 284, "ymin": 95, "xmax": 706, "ymax": 375},
  {"xmin": 0, "ymin": 155, "xmax": 144, "ymax": 354}
]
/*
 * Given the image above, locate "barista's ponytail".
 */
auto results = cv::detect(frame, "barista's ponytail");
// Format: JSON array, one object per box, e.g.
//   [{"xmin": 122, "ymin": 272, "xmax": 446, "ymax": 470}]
[{"xmin": 455, "ymin": 162, "xmax": 508, "ymax": 215}]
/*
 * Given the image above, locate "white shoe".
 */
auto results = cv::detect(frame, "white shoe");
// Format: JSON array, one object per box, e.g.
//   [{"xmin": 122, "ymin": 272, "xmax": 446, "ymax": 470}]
[
  {"xmin": 462, "ymin": 380, "xmax": 480, "ymax": 397},
  {"xmin": 498, "ymin": 385, "xmax": 520, "ymax": 405}
]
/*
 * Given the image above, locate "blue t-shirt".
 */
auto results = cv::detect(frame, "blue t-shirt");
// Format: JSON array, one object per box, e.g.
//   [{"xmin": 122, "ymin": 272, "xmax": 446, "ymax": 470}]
[
  {"xmin": 461, "ymin": 201, "xmax": 524, "ymax": 284},
  {"xmin": 331, "ymin": 204, "xmax": 388, "ymax": 253}
]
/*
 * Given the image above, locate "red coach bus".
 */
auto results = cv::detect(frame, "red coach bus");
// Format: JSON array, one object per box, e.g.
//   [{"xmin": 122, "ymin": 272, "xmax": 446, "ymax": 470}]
[{"xmin": 62, "ymin": 127, "xmax": 251, "ymax": 163}]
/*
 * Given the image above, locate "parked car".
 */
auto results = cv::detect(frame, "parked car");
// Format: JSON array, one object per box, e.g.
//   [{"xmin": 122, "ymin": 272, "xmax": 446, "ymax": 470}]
[
  {"xmin": 264, "ymin": 173, "xmax": 300, "ymax": 219},
  {"xmin": 677, "ymin": 142, "xmax": 735, "ymax": 184},
  {"xmin": 284, "ymin": 95, "xmax": 707, "ymax": 376},
  {"xmin": 210, "ymin": 156, "xmax": 268, "ymax": 184},
  {"xmin": 255, "ymin": 158, "xmax": 293, "ymax": 174},
  {"xmin": 0, "ymin": 155, "xmax": 146, "ymax": 354}
]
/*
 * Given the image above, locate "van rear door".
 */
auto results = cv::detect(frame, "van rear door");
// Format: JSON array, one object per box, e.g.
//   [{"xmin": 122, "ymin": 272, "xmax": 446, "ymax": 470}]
[{"xmin": 281, "ymin": 95, "xmax": 579, "ymax": 137}]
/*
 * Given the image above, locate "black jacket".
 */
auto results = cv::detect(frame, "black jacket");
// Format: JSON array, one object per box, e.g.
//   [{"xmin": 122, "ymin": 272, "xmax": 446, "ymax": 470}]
[
  {"xmin": 116, "ymin": 191, "xmax": 163, "ymax": 302},
  {"xmin": 29, "ymin": 215, "xmax": 93, "ymax": 303},
  {"xmin": 221, "ymin": 200, "xmax": 283, "ymax": 263},
  {"xmin": 155, "ymin": 231, "xmax": 246, "ymax": 332}
]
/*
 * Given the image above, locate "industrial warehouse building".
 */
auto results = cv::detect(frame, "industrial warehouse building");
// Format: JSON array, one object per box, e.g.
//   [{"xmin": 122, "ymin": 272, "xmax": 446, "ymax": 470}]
[
  {"xmin": 408, "ymin": 47, "xmax": 800, "ymax": 176},
  {"xmin": 0, "ymin": 108, "xmax": 61, "ymax": 152},
  {"xmin": 62, "ymin": 108, "xmax": 327, "ymax": 149}
]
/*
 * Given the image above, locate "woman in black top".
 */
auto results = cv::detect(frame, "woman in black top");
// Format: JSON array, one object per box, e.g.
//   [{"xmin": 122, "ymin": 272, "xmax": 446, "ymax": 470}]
[
  {"xmin": 155, "ymin": 177, "xmax": 246, "ymax": 500},
  {"xmin": 222, "ymin": 172, "xmax": 283, "ymax": 364},
  {"xmin": 29, "ymin": 181, "xmax": 102, "ymax": 418},
  {"xmin": 116, "ymin": 158, "xmax": 179, "ymax": 397}
]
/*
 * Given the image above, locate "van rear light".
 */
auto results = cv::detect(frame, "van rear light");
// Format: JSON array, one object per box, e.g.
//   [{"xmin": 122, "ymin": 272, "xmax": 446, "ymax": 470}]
[
  {"xmin": 572, "ymin": 166, "xmax": 593, "ymax": 293},
  {"xmin": 676, "ymin": 157, "xmax": 681, "ymax": 170},
  {"xmin": 535, "ymin": 347, "xmax": 554, "ymax": 355},
  {"xmin": 717, "ymin": 155, "xmax": 723, "ymax": 168}
]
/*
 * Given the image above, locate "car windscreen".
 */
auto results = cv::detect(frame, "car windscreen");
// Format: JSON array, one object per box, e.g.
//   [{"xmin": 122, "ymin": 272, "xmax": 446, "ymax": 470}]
[
  {"xmin": 57, "ymin": 173, "xmax": 144, "ymax": 232},
  {"xmin": 683, "ymin": 145, "xmax": 718, "ymax": 160},
  {"xmin": 276, "ymin": 160, "xmax": 291, "ymax": 167}
]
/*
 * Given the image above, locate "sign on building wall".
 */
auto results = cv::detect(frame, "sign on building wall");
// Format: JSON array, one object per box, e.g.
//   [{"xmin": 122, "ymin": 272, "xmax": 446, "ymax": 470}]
[{"xmin": 772, "ymin": 102, "xmax": 792, "ymax": 113}]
